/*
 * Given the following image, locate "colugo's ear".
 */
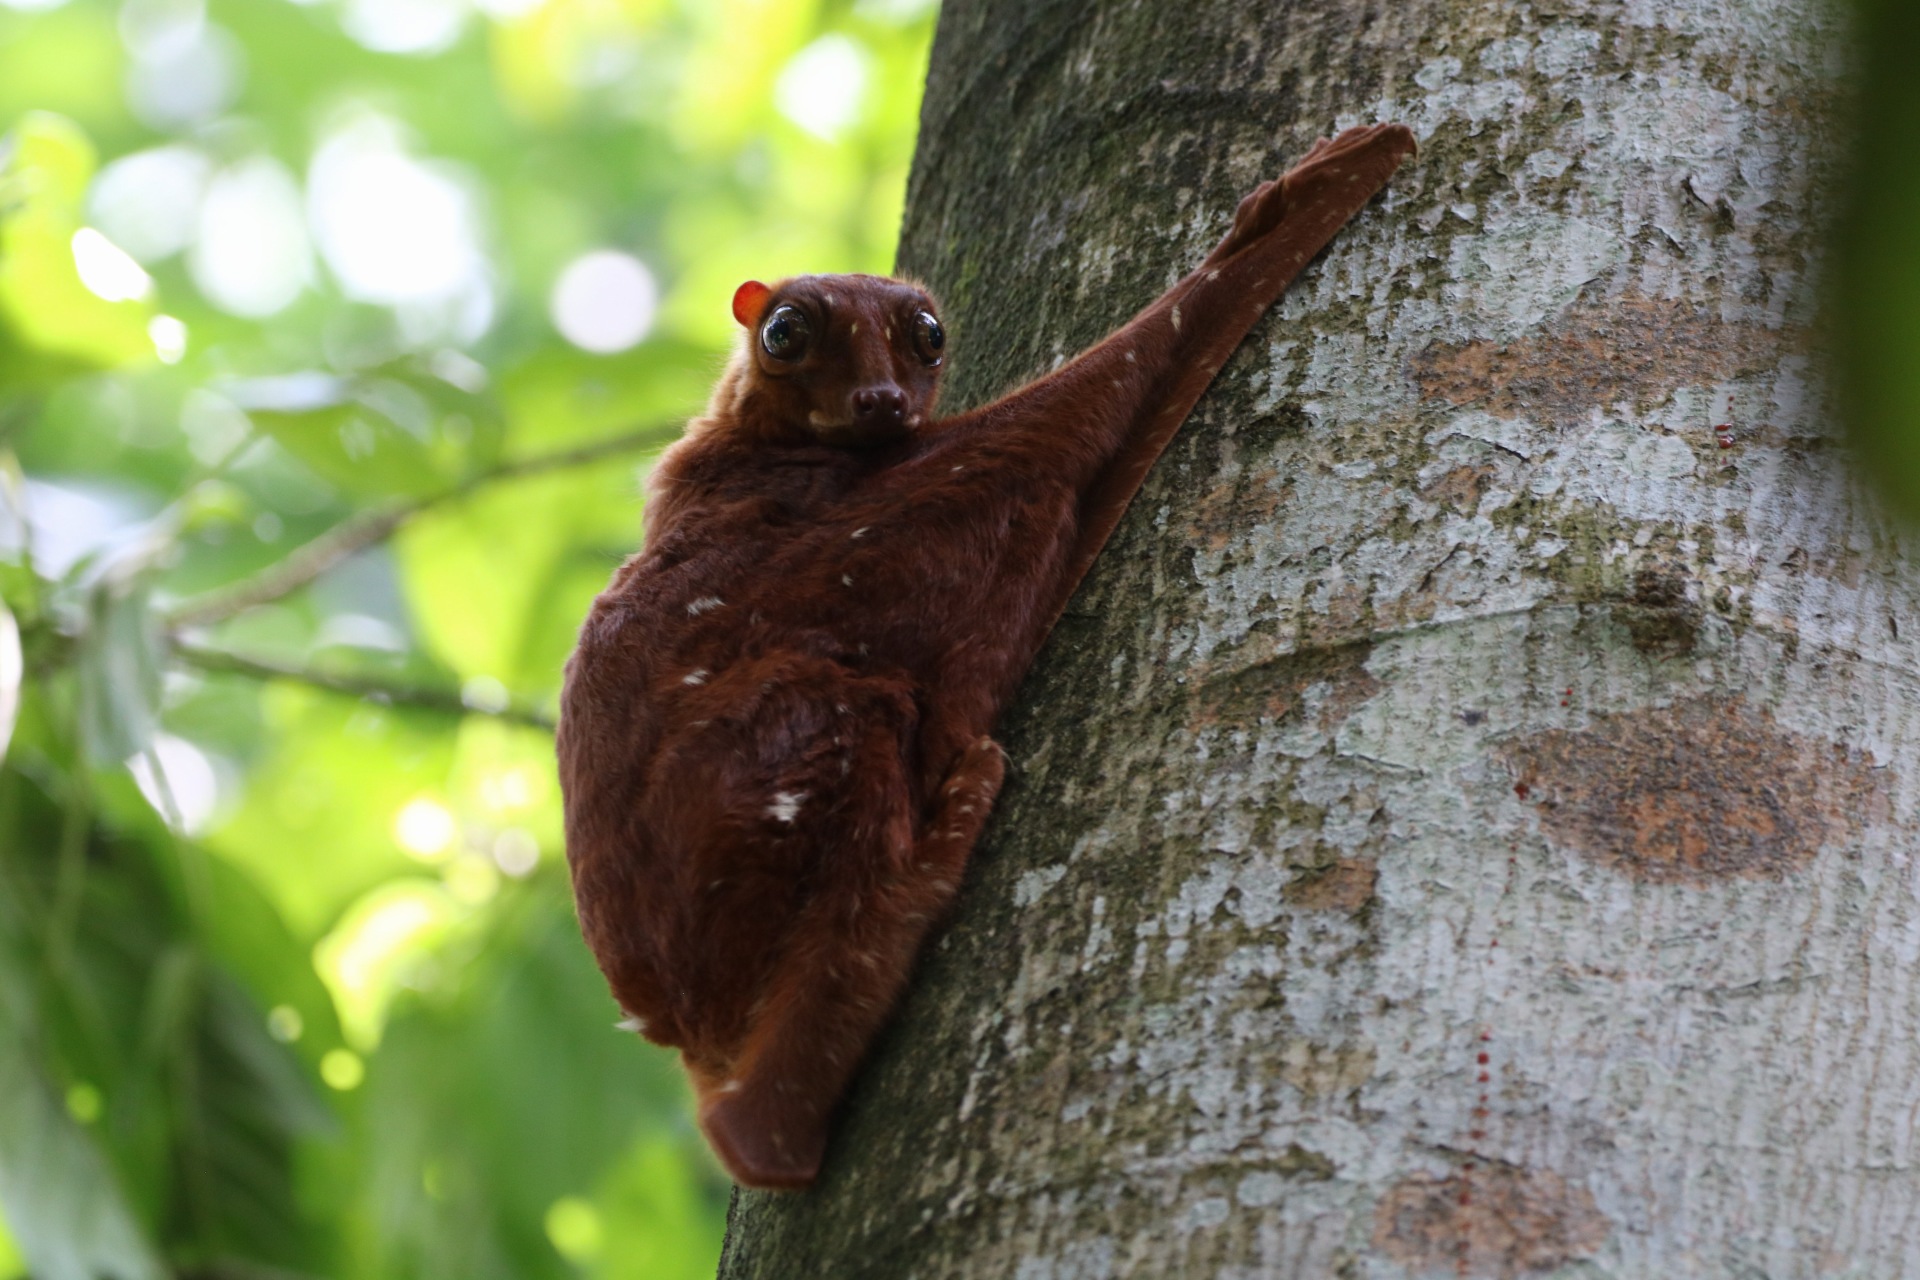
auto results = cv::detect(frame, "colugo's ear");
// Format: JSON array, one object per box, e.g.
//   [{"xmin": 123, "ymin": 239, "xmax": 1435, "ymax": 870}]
[{"xmin": 732, "ymin": 280, "xmax": 772, "ymax": 329}]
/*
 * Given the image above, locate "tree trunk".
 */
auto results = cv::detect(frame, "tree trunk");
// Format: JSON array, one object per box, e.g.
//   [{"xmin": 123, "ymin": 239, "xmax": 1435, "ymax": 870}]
[{"xmin": 718, "ymin": 0, "xmax": 1894, "ymax": 1275}]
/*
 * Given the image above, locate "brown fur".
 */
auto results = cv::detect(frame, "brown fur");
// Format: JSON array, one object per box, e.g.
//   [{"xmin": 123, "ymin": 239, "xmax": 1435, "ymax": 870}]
[{"xmin": 557, "ymin": 124, "xmax": 1416, "ymax": 1189}]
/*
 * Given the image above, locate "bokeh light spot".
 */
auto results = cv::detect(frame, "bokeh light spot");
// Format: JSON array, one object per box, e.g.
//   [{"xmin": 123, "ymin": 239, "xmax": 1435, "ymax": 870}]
[
  {"xmin": 492, "ymin": 828, "xmax": 539, "ymax": 877},
  {"xmin": 308, "ymin": 116, "xmax": 487, "ymax": 310},
  {"xmin": 340, "ymin": 0, "xmax": 467, "ymax": 55},
  {"xmin": 550, "ymin": 249, "xmax": 657, "ymax": 353},
  {"xmin": 190, "ymin": 157, "xmax": 313, "ymax": 317},
  {"xmin": 545, "ymin": 1198, "xmax": 603, "ymax": 1261},
  {"xmin": 124, "ymin": 10, "xmax": 245, "ymax": 131},
  {"xmin": 266, "ymin": 1004, "xmax": 305, "ymax": 1042},
  {"xmin": 775, "ymin": 35, "xmax": 870, "ymax": 140},
  {"xmin": 88, "ymin": 145, "xmax": 211, "ymax": 262},
  {"xmin": 71, "ymin": 228, "xmax": 151, "ymax": 302},
  {"xmin": 394, "ymin": 796, "xmax": 458, "ymax": 859},
  {"xmin": 460, "ymin": 675, "xmax": 510, "ymax": 714},
  {"xmin": 65, "ymin": 1082, "xmax": 102, "ymax": 1123},
  {"xmin": 148, "ymin": 314, "xmax": 187, "ymax": 363},
  {"xmin": 444, "ymin": 854, "xmax": 499, "ymax": 904},
  {"xmin": 320, "ymin": 1049, "xmax": 365, "ymax": 1090}
]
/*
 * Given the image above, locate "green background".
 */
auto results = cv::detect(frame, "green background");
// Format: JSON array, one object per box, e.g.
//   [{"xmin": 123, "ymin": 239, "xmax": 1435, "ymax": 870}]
[{"xmin": 0, "ymin": 0, "xmax": 935, "ymax": 1276}]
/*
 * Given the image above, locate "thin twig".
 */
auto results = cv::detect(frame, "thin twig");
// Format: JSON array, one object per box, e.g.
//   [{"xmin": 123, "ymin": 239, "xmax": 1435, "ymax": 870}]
[
  {"xmin": 164, "ymin": 421, "xmax": 678, "ymax": 629},
  {"xmin": 170, "ymin": 639, "xmax": 558, "ymax": 731}
]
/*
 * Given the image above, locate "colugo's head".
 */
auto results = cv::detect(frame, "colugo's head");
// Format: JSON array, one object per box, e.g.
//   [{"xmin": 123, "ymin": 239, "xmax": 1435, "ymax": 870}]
[{"xmin": 730, "ymin": 273, "xmax": 945, "ymax": 446}]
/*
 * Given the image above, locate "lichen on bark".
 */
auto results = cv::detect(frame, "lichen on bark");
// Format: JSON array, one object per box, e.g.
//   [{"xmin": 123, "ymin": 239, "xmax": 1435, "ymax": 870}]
[{"xmin": 720, "ymin": 1, "xmax": 1920, "ymax": 1276}]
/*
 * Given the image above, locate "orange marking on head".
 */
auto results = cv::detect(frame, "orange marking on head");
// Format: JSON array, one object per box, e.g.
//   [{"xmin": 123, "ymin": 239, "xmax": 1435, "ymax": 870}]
[{"xmin": 732, "ymin": 280, "xmax": 772, "ymax": 328}]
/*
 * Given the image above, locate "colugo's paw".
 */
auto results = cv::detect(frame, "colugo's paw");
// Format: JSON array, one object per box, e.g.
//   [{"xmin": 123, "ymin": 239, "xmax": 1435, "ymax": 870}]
[
  {"xmin": 699, "ymin": 1084, "xmax": 828, "ymax": 1192},
  {"xmin": 1214, "ymin": 124, "xmax": 1416, "ymax": 261},
  {"xmin": 1278, "ymin": 122, "xmax": 1417, "ymax": 214},
  {"xmin": 954, "ymin": 735, "xmax": 1007, "ymax": 799},
  {"xmin": 1218, "ymin": 177, "xmax": 1287, "ymax": 258}
]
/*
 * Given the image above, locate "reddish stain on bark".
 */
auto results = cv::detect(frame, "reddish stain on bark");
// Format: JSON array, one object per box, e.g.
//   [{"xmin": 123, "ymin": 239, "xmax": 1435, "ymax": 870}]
[
  {"xmin": 1410, "ymin": 297, "xmax": 1782, "ymax": 423},
  {"xmin": 1421, "ymin": 464, "xmax": 1495, "ymax": 513},
  {"xmin": 1500, "ymin": 697, "xmax": 1887, "ymax": 884},
  {"xmin": 1285, "ymin": 857, "xmax": 1377, "ymax": 912},
  {"xmin": 1189, "ymin": 642, "xmax": 1379, "ymax": 733},
  {"xmin": 1190, "ymin": 468, "xmax": 1287, "ymax": 551},
  {"xmin": 1373, "ymin": 1163, "xmax": 1609, "ymax": 1278}
]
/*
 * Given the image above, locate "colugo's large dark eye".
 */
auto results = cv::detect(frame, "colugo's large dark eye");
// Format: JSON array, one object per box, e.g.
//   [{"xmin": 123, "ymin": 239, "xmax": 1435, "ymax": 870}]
[
  {"xmin": 761, "ymin": 305, "xmax": 810, "ymax": 361},
  {"xmin": 911, "ymin": 310, "xmax": 944, "ymax": 366}
]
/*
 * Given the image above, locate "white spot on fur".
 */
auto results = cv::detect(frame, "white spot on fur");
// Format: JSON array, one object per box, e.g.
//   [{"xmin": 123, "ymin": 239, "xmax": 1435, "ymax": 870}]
[
  {"xmin": 1171, "ymin": 305, "xmax": 1182, "ymax": 332},
  {"xmin": 842, "ymin": 573, "xmax": 854, "ymax": 586},
  {"xmin": 718, "ymin": 1078, "xmax": 743, "ymax": 1095},
  {"xmin": 615, "ymin": 1014, "xmax": 647, "ymax": 1033},
  {"xmin": 686, "ymin": 596, "xmax": 724, "ymax": 616},
  {"xmin": 1124, "ymin": 350, "xmax": 1136, "ymax": 362},
  {"xmin": 952, "ymin": 464, "xmax": 965, "ymax": 472},
  {"xmin": 851, "ymin": 526, "xmax": 869, "ymax": 539},
  {"xmin": 849, "ymin": 321, "xmax": 859, "ymax": 336},
  {"xmin": 682, "ymin": 668, "xmax": 709, "ymax": 685},
  {"xmin": 884, "ymin": 326, "xmax": 893, "ymax": 340},
  {"xmin": 1207, "ymin": 269, "xmax": 1220, "ymax": 280},
  {"xmin": 824, "ymin": 293, "xmax": 835, "ymax": 305},
  {"xmin": 768, "ymin": 791, "xmax": 806, "ymax": 823}
]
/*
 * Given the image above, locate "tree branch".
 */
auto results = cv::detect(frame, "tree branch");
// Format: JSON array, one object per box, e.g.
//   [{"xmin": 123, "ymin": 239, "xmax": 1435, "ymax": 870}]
[
  {"xmin": 169, "ymin": 639, "xmax": 557, "ymax": 731},
  {"xmin": 164, "ymin": 422, "xmax": 678, "ymax": 629}
]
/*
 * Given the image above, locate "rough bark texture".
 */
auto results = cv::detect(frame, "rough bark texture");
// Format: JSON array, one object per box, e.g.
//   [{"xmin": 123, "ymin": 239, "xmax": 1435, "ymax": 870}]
[{"xmin": 718, "ymin": 0, "xmax": 1901, "ymax": 1275}]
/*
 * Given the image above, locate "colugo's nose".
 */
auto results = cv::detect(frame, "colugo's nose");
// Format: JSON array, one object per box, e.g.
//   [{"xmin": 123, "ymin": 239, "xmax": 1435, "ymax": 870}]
[{"xmin": 851, "ymin": 385, "xmax": 907, "ymax": 429}]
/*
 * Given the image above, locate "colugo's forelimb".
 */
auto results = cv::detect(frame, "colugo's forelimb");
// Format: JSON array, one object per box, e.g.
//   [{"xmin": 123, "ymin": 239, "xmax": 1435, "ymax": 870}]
[{"xmin": 556, "ymin": 122, "xmax": 1415, "ymax": 1190}]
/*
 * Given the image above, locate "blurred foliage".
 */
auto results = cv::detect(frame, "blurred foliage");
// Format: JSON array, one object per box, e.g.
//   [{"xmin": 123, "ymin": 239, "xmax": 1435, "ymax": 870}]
[
  {"xmin": 1836, "ymin": 0, "xmax": 1920, "ymax": 521},
  {"xmin": 0, "ymin": 0, "xmax": 937, "ymax": 1276}
]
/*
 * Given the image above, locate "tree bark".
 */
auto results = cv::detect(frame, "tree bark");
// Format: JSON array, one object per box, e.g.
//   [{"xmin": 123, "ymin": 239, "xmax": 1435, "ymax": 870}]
[{"xmin": 719, "ymin": 0, "xmax": 1893, "ymax": 1275}]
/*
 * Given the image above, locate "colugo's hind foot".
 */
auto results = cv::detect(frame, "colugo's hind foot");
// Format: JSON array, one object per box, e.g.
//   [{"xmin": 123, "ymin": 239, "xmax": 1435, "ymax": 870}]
[
  {"xmin": 1214, "ymin": 123, "xmax": 1416, "ymax": 259},
  {"xmin": 699, "ymin": 1080, "xmax": 828, "ymax": 1191},
  {"xmin": 1279, "ymin": 122, "xmax": 1417, "ymax": 215},
  {"xmin": 915, "ymin": 736, "xmax": 1006, "ymax": 882}
]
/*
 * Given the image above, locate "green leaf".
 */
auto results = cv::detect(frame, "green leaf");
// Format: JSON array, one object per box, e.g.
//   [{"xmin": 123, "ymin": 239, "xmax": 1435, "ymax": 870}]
[
  {"xmin": 0, "ymin": 762, "xmax": 339, "ymax": 1278},
  {"xmin": 0, "ymin": 915, "xmax": 164, "ymax": 1280},
  {"xmin": 0, "ymin": 599, "xmax": 18, "ymax": 767},
  {"xmin": 0, "ymin": 112, "xmax": 151, "ymax": 371},
  {"xmin": 74, "ymin": 575, "xmax": 163, "ymax": 767},
  {"xmin": 0, "ymin": 1036, "xmax": 165, "ymax": 1280},
  {"xmin": 230, "ymin": 361, "xmax": 506, "ymax": 502},
  {"xmin": 348, "ymin": 889, "xmax": 696, "ymax": 1280}
]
